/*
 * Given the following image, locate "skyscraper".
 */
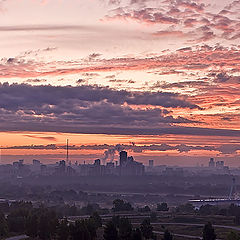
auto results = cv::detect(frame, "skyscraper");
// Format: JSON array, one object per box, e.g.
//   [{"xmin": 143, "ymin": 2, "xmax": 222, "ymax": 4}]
[
  {"xmin": 149, "ymin": 160, "xmax": 154, "ymax": 167},
  {"xmin": 209, "ymin": 158, "xmax": 215, "ymax": 168},
  {"xmin": 120, "ymin": 151, "xmax": 127, "ymax": 166}
]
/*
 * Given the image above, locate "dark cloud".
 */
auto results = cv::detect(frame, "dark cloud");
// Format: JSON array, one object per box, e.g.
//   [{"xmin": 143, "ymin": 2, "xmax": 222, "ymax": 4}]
[
  {"xmin": 0, "ymin": 83, "xmax": 199, "ymax": 110},
  {"xmin": 214, "ymin": 72, "xmax": 231, "ymax": 82},
  {"xmin": 88, "ymin": 53, "xmax": 102, "ymax": 60},
  {"xmin": 209, "ymin": 72, "xmax": 240, "ymax": 83},
  {"xmin": 76, "ymin": 79, "xmax": 87, "ymax": 84},
  {"xmin": 23, "ymin": 135, "xmax": 57, "ymax": 141},
  {"xmin": 0, "ymin": 83, "xmax": 199, "ymax": 134},
  {"xmin": 0, "ymin": 25, "xmax": 87, "ymax": 32},
  {"xmin": 1, "ymin": 123, "xmax": 240, "ymax": 138},
  {"xmin": 0, "ymin": 81, "xmax": 237, "ymax": 137},
  {"xmin": 2, "ymin": 143, "xmax": 240, "ymax": 155},
  {"xmin": 218, "ymin": 144, "xmax": 240, "ymax": 154},
  {"xmin": 25, "ymin": 79, "xmax": 47, "ymax": 83}
]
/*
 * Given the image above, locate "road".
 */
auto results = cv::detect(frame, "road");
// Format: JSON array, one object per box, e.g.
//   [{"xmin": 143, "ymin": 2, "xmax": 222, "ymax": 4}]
[
  {"xmin": 154, "ymin": 230, "xmax": 203, "ymax": 239},
  {"xmin": 150, "ymin": 222, "xmax": 240, "ymax": 231},
  {"xmin": 154, "ymin": 230, "xmax": 222, "ymax": 240},
  {"xmin": 68, "ymin": 214, "xmax": 240, "ymax": 231},
  {"xmin": 5, "ymin": 235, "xmax": 28, "ymax": 240},
  {"xmin": 7, "ymin": 220, "xmax": 239, "ymax": 240},
  {"xmin": 68, "ymin": 214, "xmax": 240, "ymax": 239},
  {"xmin": 151, "ymin": 222, "xmax": 240, "ymax": 240}
]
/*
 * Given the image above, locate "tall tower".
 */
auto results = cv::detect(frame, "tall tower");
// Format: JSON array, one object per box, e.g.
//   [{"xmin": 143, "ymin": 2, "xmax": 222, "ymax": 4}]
[
  {"xmin": 209, "ymin": 158, "xmax": 215, "ymax": 168},
  {"xmin": 120, "ymin": 151, "xmax": 127, "ymax": 166},
  {"xmin": 229, "ymin": 177, "xmax": 236, "ymax": 200},
  {"xmin": 66, "ymin": 139, "xmax": 69, "ymax": 162}
]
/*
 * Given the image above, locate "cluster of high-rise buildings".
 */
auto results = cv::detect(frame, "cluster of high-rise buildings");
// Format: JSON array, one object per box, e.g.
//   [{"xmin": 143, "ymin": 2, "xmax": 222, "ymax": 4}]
[
  {"xmin": 208, "ymin": 158, "xmax": 228, "ymax": 170},
  {"xmin": 69, "ymin": 151, "xmax": 145, "ymax": 176},
  {"xmin": 0, "ymin": 151, "xmax": 145, "ymax": 178},
  {"xmin": 0, "ymin": 153, "xmax": 237, "ymax": 179}
]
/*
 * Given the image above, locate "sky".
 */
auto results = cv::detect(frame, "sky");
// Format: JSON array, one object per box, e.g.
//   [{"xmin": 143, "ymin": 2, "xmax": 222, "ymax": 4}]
[{"xmin": 0, "ymin": 0, "xmax": 240, "ymax": 166}]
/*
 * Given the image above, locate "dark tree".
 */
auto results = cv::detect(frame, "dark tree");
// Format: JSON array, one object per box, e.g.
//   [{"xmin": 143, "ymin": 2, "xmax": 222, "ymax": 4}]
[
  {"xmin": 138, "ymin": 206, "xmax": 151, "ymax": 213},
  {"xmin": 38, "ymin": 209, "xmax": 58, "ymax": 240},
  {"xmin": 163, "ymin": 229, "xmax": 173, "ymax": 240},
  {"xmin": 57, "ymin": 218, "xmax": 69, "ymax": 240},
  {"xmin": 140, "ymin": 219, "xmax": 154, "ymax": 239},
  {"xmin": 104, "ymin": 221, "xmax": 118, "ymax": 240},
  {"xmin": 112, "ymin": 215, "xmax": 120, "ymax": 228},
  {"xmin": 80, "ymin": 204, "xmax": 100, "ymax": 215},
  {"xmin": 7, "ymin": 209, "xmax": 29, "ymax": 233},
  {"xmin": 235, "ymin": 215, "xmax": 240, "ymax": 225},
  {"xmin": 150, "ymin": 212, "xmax": 157, "ymax": 222},
  {"xmin": 119, "ymin": 218, "xmax": 132, "ymax": 240},
  {"xmin": 199, "ymin": 205, "xmax": 218, "ymax": 216},
  {"xmin": 175, "ymin": 203, "xmax": 195, "ymax": 214},
  {"xmin": 90, "ymin": 212, "xmax": 102, "ymax": 228},
  {"xmin": 69, "ymin": 220, "xmax": 91, "ymax": 240},
  {"xmin": 202, "ymin": 222, "xmax": 216, "ymax": 240},
  {"xmin": 0, "ymin": 212, "xmax": 8, "ymax": 238},
  {"xmin": 227, "ymin": 231, "xmax": 240, "ymax": 240},
  {"xmin": 228, "ymin": 204, "xmax": 239, "ymax": 216},
  {"xmin": 85, "ymin": 219, "xmax": 97, "ymax": 240},
  {"xmin": 131, "ymin": 228, "xmax": 142, "ymax": 240},
  {"xmin": 25, "ymin": 214, "xmax": 38, "ymax": 238},
  {"xmin": 38, "ymin": 214, "xmax": 51, "ymax": 240},
  {"xmin": 157, "ymin": 203, "xmax": 169, "ymax": 212},
  {"xmin": 112, "ymin": 199, "xmax": 133, "ymax": 212},
  {"xmin": 69, "ymin": 205, "xmax": 78, "ymax": 216}
]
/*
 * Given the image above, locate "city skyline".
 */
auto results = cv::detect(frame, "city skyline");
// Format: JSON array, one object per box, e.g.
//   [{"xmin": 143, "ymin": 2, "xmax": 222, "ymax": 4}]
[{"xmin": 0, "ymin": 0, "xmax": 240, "ymax": 165}]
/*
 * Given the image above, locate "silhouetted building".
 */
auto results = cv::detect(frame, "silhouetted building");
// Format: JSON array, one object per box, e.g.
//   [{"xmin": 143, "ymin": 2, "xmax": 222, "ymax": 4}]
[
  {"xmin": 33, "ymin": 159, "xmax": 41, "ymax": 166},
  {"xmin": 209, "ymin": 158, "xmax": 215, "ymax": 168},
  {"xmin": 149, "ymin": 160, "xmax": 154, "ymax": 167},
  {"xmin": 41, "ymin": 165, "xmax": 47, "ymax": 175},
  {"xmin": 55, "ymin": 160, "xmax": 66, "ymax": 176},
  {"xmin": 66, "ymin": 166, "xmax": 76, "ymax": 176},
  {"xmin": 119, "ymin": 152, "xmax": 144, "ymax": 176},
  {"xmin": 127, "ymin": 156, "xmax": 134, "ymax": 162},
  {"xmin": 94, "ymin": 159, "xmax": 101, "ymax": 166},
  {"xmin": 216, "ymin": 161, "xmax": 224, "ymax": 169},
  {"xmin": 106, "ymin": 162, "xmax": 115, "ymax": 175},
  {"xmin": 120, "ymin": 151, "xmax": 128, "ymax": 166}
]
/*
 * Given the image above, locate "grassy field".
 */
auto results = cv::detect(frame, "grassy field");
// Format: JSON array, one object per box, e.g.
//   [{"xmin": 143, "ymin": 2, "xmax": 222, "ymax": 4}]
[{"xmin": 97, "ymin": 212, "xmax": 240, "ymax": 239}]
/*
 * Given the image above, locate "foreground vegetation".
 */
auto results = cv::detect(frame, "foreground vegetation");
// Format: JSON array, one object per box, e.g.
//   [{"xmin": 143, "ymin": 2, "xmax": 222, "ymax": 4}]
[{"xmin": 1, "ymin": 200, "xmax": 240, "ymax": 239}]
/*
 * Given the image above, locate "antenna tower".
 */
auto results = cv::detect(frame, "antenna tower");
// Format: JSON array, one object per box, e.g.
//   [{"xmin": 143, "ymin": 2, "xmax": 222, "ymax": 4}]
[
  {"xmin": 66, "ymin": 139, "xmax": 69, "ymax": 162},
  {"xmin": 229, "ymin": 177, "xmax": 236, "ymax": 200}
]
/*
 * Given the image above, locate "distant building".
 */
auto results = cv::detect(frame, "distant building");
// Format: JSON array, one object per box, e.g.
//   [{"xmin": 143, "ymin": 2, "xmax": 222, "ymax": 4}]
[
  {"xmin": 164, "ymin": 167, "xmax": 174, "ymax": 175},
  {"xmin": 106, "ymin": 162, "xmax": 115, "ymax": 175},
  {"xmin": 120, "ymin": 151, "xmax": 128, "ymax": 166},
  {"xmin": 40, "ymin": 165, "xmax": 47, "ymax": 175},
  {"xmin": 31, "ymin": 159, "xmax": 41, "ymax": 173},
  {"xmin": 216, "ymin": 161, "xmax": 224, "ymax": 169},
  {"xmin": 163, "ymin": 167, "xmax": 183, "ymax": 176},
  {"xmin": 55, "ymin": 160, "xmax": 66, "ymax": 176},
  {"xmin": 94, "ymin": 159, "xmax": 101, "ymax": 166},
  {"xmin": 33, "ymin": 159, "xmax": 41, "ymax": 166},
  {"xmin": 12, "ymin": 160, "xmax": 30, "ymax": 177},
  {"xmin": 127, "ymin": 156, "xmax": 134, "ymax": 162},
  {"xmin": 119, "ymin": 152, "xmax": 144, "ymax": 176},
  {"xmin": 209, "ymin": 158, "xmax": 215, "ymax": 168},
  {"xmin": 66, "ymin": 166, "xmax": 76, "ymax": 176},
  {"xmin": 149, "ymin": 160, "xmax": 154, "ymax": 167},
  {"xmin": 19, "ymin": 159, "xmax": 24, "ymax": 164}
]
